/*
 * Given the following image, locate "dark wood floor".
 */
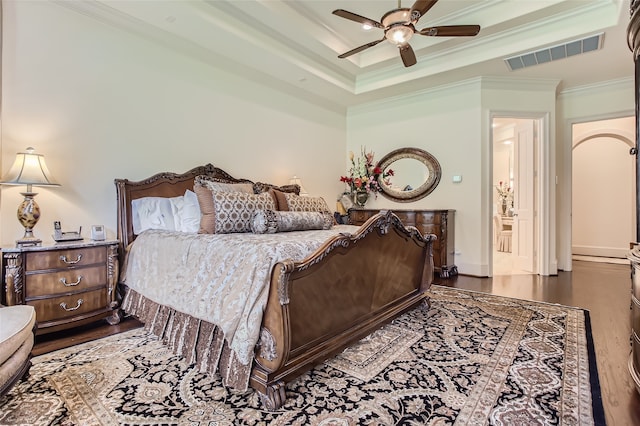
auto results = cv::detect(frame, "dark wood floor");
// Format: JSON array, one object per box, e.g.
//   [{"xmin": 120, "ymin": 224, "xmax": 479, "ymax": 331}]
[{"xmin": 33, "ymin": 260, "xmax": 640, "ymax": 425}]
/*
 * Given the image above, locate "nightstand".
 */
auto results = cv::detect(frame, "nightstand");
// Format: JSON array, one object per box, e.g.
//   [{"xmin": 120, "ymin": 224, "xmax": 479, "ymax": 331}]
[{"xmin": 1, "ymin": 239, "xmax": 121, "ymax": 334}]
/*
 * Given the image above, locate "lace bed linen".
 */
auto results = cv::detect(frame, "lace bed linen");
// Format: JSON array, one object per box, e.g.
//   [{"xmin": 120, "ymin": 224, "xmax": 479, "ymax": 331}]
[{"xmin": 120, "ymin": 226, "xmax": 357, "ymax": 389}]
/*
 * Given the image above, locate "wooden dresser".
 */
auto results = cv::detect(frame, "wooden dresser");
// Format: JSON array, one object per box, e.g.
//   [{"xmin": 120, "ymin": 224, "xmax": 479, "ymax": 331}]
[
  {"xmin": 1, "ymin": 240, "xmax": 120, "ymax": 334},
  {"xmin": 349, "ymin": 209, "xmax": 456, "ymax": 277}
]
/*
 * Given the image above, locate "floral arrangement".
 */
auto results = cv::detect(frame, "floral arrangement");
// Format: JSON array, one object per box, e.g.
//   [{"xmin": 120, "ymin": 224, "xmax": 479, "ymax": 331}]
[
  {"xmin": 495, "ymin": 181, "xmax": 512, "ymax": 202},
  {"xmin": 340, "ymin": 147, "xmax": 393, "ymax": 195}
]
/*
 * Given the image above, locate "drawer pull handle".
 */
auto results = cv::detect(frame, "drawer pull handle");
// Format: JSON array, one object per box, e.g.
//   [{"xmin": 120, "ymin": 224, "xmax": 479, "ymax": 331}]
[
  {"xmin": 60, "ymin": 254, "xmax": 82, "ymax": 265},
  {"xmin": 60, "ymin": 276, "xmax": 82, "ymax": 287},
  {"xmin": 60, "ymin": 299, "xmax": 83, "ymax": 311}
]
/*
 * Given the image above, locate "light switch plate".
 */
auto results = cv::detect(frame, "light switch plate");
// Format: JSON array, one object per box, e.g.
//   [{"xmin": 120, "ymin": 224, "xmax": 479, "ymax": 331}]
[{"xmin": 452, "ymin": 175, "xmax": 462, "ymax": 183}]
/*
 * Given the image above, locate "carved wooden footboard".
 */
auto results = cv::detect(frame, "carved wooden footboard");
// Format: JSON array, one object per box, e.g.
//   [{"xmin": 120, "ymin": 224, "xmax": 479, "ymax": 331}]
[{"xmin": 251, "ymin": 211, "xmax": 434, "ymax": 409}]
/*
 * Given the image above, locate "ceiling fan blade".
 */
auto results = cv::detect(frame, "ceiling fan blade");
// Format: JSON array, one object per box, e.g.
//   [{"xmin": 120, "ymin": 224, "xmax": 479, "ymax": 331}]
[
  {"xmin": 338, "ymin": 38, "xmax": 386, "ymax": 59},
  {"xmin": 410, "ymin": 0, "xmax": 439, "ymax": 21},
  {"xmin": 399, "ymin": 44, "xmax": 417, "ymax": 67},
  {"xmin": 419, "ymin": 25, "xmax": 481, "ymax": 37},
  {"xmin": 332, "ymin": 9, "xmax": 383, "ymax": 29}
]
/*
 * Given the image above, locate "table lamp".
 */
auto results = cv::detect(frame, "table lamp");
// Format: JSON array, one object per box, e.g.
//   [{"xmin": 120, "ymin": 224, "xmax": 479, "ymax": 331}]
[
  {"xmin": 0, "ymin": 147, "xmax": 60, "ymax": 246},
  {"xmin": 289, "ymin": 175, "xmax": 308, "ymax": 196}
]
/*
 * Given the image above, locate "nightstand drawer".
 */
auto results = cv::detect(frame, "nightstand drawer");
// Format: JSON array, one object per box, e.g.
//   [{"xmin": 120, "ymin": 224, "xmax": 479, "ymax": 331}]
[
  {"xmin": 28, "ymin": 288, "xmax": 108, "ymax": 322},
  {"xmin": 24, "ymin": 265, "xmax": 107, "ymax": 298},
  {"xmin": 25, "ymin": 246, "xmax": 106, "ymax": 271}
]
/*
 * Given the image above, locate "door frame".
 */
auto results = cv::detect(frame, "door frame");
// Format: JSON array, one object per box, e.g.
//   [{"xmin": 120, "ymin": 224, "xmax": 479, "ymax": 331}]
[
  {"xmin": 489, "ymin": 111, "xmax": 552, "ymax": 276},
  {"xmin": 559, "ymin": 111, "xmax": 636, "ymax": 271}
]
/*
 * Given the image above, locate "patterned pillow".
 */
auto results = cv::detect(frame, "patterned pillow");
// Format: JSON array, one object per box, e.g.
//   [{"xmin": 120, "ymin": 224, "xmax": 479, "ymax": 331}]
[
  {"xmin": 253, "ymin": 182, "xmax": 300, "ymax": 196},
  {"xmin": 251, "ymin": 209, "xmax": 334, "ymax": 234},
  {"xmin": 200, "ymin": 191, "xmax": 276, "ymax": 234},
  {"xmin": 272, "ymin": 190, "xmax": 330, "ymax": 213},
  {"xmin": 195, "ymin": 175, "xmax": 254, "ymax": 194}
]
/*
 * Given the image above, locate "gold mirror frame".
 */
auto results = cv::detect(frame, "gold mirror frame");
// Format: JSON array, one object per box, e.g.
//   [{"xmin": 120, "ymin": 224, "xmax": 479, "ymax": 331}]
[{"xmin": 376, "ymin": 147, "xmax": 442, "ymax": 203}]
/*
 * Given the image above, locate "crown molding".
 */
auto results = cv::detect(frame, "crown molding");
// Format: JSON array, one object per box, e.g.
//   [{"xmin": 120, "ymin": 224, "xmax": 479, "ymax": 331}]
[
  {"xmin": 479, "ymin": 76, "xmax": 561, "ymax": 92},
  {"xmin": 348, "ymin": 77, "xmax": 482, "ymax": 115},
  {"xmin": 558, "ymin": 76, "xmax": 634, "ymax": 98}
]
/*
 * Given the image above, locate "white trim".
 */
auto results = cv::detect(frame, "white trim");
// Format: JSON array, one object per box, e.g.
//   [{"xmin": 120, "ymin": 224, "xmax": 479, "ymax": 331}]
[
  {"xmin": 350, "ymin": 76, "xmax": 560, "ymax": 116},
  {"xmin": 572, "ymin": 245, "xmax": 630, "ymax": 259},
  {"xmin": 558, "ymin": 77, "xmax": 634, "ymax": 98}
]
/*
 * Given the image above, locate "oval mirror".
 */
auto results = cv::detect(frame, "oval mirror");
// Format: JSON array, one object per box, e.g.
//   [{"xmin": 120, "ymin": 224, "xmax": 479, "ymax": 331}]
[{"xmin": 376, "ymin": 147, "xmax": 441, "ymax": 202}]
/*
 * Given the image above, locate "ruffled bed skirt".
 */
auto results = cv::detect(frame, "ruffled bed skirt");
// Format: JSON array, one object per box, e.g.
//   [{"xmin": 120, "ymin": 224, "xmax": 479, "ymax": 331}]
[{"xmin": 121, "ymin": 288, "xmax": 252, "ymax": 391}]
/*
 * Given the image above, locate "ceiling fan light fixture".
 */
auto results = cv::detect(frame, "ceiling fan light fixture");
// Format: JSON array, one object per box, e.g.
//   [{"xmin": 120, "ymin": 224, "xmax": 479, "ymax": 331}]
[{"xmin": 386, "ymin": 24, "xmax": 414, "ymax": 45}]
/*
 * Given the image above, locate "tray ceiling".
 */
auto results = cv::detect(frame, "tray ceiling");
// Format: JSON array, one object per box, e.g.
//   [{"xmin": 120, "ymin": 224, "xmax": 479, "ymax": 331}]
[{"xmin": 61, "ymin": 0, "xmax": 633, "ymax": 109}]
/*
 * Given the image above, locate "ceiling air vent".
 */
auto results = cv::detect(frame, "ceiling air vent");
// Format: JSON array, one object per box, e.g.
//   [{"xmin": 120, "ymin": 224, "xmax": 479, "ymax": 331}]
[{"xmin": 504, "ymin": 33, "xmax": 604, "ymax": 71}]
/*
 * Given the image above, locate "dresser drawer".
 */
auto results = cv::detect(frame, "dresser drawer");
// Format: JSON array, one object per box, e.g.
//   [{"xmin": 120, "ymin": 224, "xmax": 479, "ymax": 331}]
[
  {"xmin": 28, "ymin": 288, "xmax": 108, "ymax": 322},
  {"xmin": 24, "ymin": 265, "xmax": 107, "ymax": 298},
  {"xmin": 350, "ymin": 210, "xmax": 372, "ymax": 225},
  {"xmin": 416, "ymin": 211, "xmax": 438, "ymax": 225},
  {"xmin": 25, "ymin": 246, "xmax": 106, "ymax": 271},
  {"xmin": 393, "ymin": 211, "xmax": 416, "ymax": 225}
]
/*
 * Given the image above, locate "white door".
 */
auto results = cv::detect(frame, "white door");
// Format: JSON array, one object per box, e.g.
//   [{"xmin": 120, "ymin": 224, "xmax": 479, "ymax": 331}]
[{"xmin": 513, "ymin": 120, "xmax": 536, "ymax": 272}]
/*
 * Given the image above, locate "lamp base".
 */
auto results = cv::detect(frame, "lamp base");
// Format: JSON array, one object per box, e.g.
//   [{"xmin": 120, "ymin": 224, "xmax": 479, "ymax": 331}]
[
  {"xmin": 16, "ymin": 236, "xmax": 42, "ymax": 248},
  {"xmin": 16, "ymin": 192, "xmax": 42, "ymax": 247}
]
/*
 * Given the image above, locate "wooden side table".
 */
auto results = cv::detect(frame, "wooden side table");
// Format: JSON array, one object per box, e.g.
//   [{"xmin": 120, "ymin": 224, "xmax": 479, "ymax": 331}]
[{"xmin": 1, "ymin": 239, "xmax": 121, "ymax": 334}]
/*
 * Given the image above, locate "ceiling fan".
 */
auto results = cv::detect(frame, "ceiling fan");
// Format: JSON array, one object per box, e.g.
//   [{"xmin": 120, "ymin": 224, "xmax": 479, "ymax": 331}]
[{"xmin": 333, "ymin": 0, "xmax": 481, "ymax": 67}]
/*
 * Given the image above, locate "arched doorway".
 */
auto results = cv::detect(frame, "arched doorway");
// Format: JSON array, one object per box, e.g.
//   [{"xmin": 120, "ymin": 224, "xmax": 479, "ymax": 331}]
[{"xmin": 572, "ymin": 116, "xmax": 635, "ymax": 262}]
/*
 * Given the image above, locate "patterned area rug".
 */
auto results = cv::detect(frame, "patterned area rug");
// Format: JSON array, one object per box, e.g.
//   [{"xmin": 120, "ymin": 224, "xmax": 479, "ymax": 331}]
[{"xmin": 0, "ymin": 286, "xmax": 604, "ymax": 425}]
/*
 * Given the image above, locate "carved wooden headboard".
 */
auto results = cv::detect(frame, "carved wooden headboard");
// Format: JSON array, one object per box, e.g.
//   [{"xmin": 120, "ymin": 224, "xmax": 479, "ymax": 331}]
[{"xmin": 114, "ymin": 163, "xmax": 249, "ymax": 252}]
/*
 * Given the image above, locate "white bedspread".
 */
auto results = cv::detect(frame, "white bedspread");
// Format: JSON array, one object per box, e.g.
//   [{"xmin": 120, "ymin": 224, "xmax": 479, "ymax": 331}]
[{"xmin": 121, "ymin": 226, "xmax": 357, "ymax": 365}]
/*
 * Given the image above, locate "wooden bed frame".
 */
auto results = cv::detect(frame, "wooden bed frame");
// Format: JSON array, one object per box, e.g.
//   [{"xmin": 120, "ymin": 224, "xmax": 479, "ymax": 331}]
[{"xmin": 115, "ymin": 164, "xmax": 435, "ymax": 410}]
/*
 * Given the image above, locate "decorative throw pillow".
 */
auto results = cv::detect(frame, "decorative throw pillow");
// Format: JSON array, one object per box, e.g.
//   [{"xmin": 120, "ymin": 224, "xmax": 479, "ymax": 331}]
[
  {"xmin": 199, "ymin": 191, "xmax": 276, "ymax": 234},
  {"xmin": 251, "ymin": 209, "xmax": 334, "ymax": 234},
  {"xmin": 253, "ymin": 182, "xmax": 300, "ymax": 196},
  {"xmin": 272, "ymin": 190, "xmax": 330, "ymax": 213},
  {"xmin": 195, "ymin": 175, "xmax": 254, "ymax": 194}
]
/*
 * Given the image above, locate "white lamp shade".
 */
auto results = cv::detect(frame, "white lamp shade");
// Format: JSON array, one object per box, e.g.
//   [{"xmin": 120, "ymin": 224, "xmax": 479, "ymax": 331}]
[
  {"xmin": 1, "ymin": 147, "xmax": 59, "ymax": 187},
  {"xmin": 289, "ymin": 175, "xmax": 308, "ymax": 196}
]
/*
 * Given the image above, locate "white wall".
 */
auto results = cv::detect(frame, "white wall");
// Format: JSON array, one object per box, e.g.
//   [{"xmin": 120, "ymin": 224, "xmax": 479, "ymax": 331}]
[
  {"xmin": 0, "ymin": 1, "xmax": 346, "ymax": 243},
  {"xmin": 348, "ymin": 80, "xmax": 483, "ymax": 274},
  {"xmin": 346, "ymin": 77, "xmax": 559, "ymax": 276}
]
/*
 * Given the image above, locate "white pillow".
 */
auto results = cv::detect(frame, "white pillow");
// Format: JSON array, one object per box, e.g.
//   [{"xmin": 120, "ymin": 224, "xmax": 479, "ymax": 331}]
[
  {"xmin": 171, "ymin": 189, "xmax": 201, "ymax": 233},
  {"xmin": 131, "ymin": 196, "xmax": 177, "ymax": 234}
]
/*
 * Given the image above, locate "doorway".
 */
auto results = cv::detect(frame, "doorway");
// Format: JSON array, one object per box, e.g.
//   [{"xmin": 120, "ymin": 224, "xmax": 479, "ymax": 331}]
[
  {"xmin": 492, "ymin": 117, "xmax": 538, "ymax": 276},
  {"xmin": 571, "ymin": 116, "xmax": 635, "ymax": 265}
]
